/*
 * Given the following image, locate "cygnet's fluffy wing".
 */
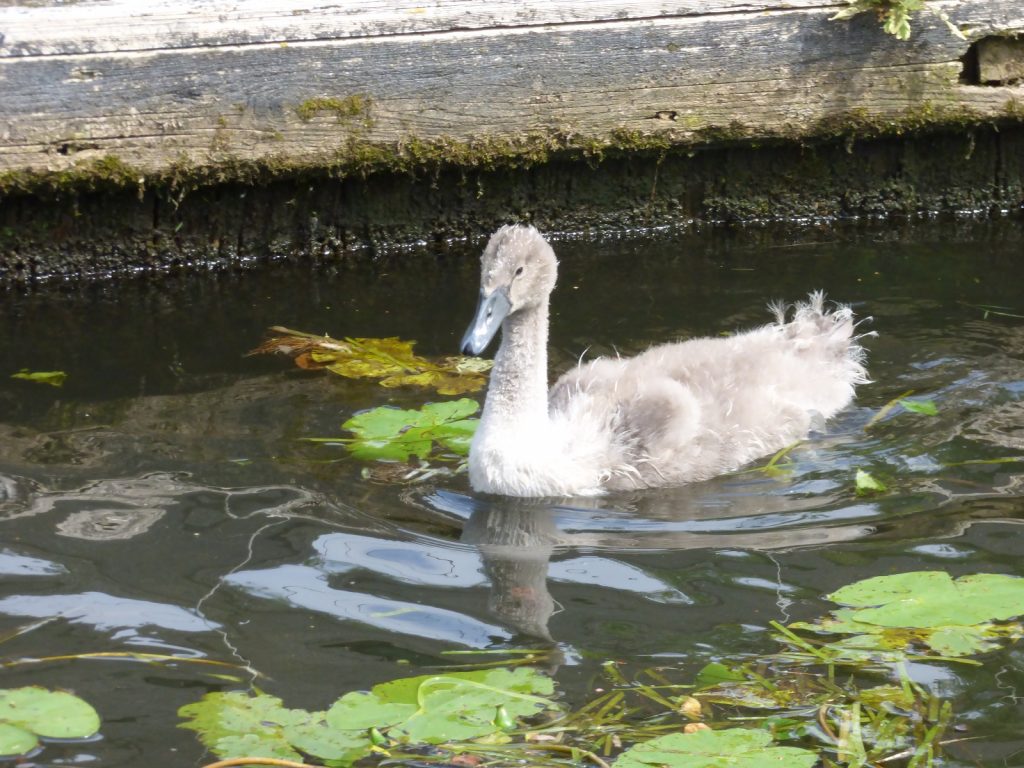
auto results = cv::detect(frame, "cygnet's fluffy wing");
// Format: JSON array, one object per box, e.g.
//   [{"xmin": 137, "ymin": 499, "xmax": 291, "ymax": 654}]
[{"xmin": 548, "ymin": 294, "xmax": 867, "ymax": 489}]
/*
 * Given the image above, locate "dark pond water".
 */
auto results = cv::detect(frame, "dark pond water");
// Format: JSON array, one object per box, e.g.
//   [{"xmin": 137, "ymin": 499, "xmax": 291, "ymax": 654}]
[{"xmin": 1, "ymin": 218, "xmax": 1023, "ymax": 766}]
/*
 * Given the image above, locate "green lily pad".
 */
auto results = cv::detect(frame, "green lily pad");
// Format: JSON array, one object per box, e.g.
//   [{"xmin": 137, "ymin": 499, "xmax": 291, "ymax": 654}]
[
  {"xmin": 0, "ymin": 723, "xmax": 38, "ymax": 757},
  {"xmin": 180, "ymin": 667, "xmax": 559, "ymax": 766},
  {"xmin": 282, "ymin": 718, "xmax": 369, "ymax": 763},
  {"xmin": 341, "ymin": 399, "xmax": 480, "ymax": 461},
  {"xmin": 828, "ymin": 572, "xmax": 1024, "ymax": 628},
  {"xmin": 212, "ymin": 732, "xmax": 304, "ymax": 762},
  {"xmin": 926, "ymin": 624, "xmax": 999, "ymax": 656},
  {"xmin": 615, "ymin": 729, "xmax": 817, "ymax": 768},
  {"xmin": 0, "ymin": 687, "xmax": 100, "ymax": 740},
  {"xmin": 328, "ymin": 667, "xmax": 557, "ymax": 745},
  {"xmin": 178, "ymin": 690, "xmax": 310, "ymax": 762},
  {"xmin": 786, "ymin": 572, "xmax": 1024, "ymax": 660},
  {"xmin": 324, "ymin": 691, "xmax": 416, "ymax": 731}
]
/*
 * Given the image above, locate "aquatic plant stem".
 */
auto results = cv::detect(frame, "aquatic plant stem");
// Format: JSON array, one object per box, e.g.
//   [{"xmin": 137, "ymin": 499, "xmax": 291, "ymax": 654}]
[
  {"xmin": 200, "ymin": 758, "xmax": 316, "ymax": 768},
  {"xmin": 447, "ymin": 741, "xmax": 613, "ymax": 768},
  {"xmin": 0, "ymin": 651, "xmax": 251, "ymax": 672},
  {"xmin": 532, "ymin": 742, "xmax": 613, "ymax": 768},
  {"xmin": 769, "ymin": 620, "xmax": 831, "ymax": 663},
  {"xmin": 865, "ymin": 389, "xmax": 915, "ymax": 428},
  {"xmin": 817, "ymin": 704, "xmax": 840, "ymax": 745}
]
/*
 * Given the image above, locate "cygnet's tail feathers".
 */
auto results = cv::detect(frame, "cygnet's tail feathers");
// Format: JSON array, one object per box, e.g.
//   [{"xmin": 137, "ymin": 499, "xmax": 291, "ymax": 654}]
[{"xmin": 771, "ymin": 291, "xmax": 871, "ymax": 384}]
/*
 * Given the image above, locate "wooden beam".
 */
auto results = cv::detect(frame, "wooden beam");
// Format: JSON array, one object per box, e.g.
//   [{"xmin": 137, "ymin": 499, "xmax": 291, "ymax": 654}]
[{"xmin": 1, "ymin": 0, "xmax": 1023, "ymax": 187}]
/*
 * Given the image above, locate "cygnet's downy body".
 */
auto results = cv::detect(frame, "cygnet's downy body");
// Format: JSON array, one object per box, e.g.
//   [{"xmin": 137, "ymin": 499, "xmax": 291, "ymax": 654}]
[{"xmin": 460, "ymin": 225, "xmax": 869, "ymax": 497}]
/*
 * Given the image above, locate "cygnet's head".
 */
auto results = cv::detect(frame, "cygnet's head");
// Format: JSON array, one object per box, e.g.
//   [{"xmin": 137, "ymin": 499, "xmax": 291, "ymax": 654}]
[{"xmin": 460, "ymin": 224, "xmax": 558, "ymax": 356}]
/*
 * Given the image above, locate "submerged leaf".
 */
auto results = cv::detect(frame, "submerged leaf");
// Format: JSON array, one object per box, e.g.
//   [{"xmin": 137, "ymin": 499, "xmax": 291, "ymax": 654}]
[
  {"xmin": 857, "ymin": 684, "xmax": 916, "ymax": 711},
  {"xmin": 10, "ymin": 370, "xmax": 67, "ymax": 387},
  {"xmin": 899, "ymin": 398, "xmax": 938, "ymax": 416},
  {"xmin": 854, "ymin": 469, "xmax": 886, "ymax": 495},
  {"xmin": 693, "ymin": 662, "xmax": 746, "ymax": 689},
  {"xmin": 250, "ymin": 327, "xmax": 491, "ymax": 394},
  {"xmin": 615, "ymin": 728, "xmax": 817, "ymax": 768},
  {"xmin": 341, "ymin": 399, "xmax": 480, "ymax": 461}
]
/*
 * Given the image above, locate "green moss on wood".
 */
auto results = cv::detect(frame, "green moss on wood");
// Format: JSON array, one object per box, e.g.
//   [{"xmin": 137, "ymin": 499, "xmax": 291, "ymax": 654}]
[
  {"xmin": 805, "ymin": 102, "xmax": 990, "ymax": 141},
  {"xmin": 0, "ymin": 154, "xmax": 142, "ymax": 196},
  {"xmin": 2, "ymin": 99, "xmax": 1023, "ymax": 200},
  {"xmin": 295, "ymin": 94, "xmax": 371, "ymax": 122}
]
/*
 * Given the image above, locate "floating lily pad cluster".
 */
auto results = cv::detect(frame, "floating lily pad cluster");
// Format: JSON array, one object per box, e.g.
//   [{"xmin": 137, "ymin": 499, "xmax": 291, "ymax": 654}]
[
  {"xmin": 177, "ymin": 571, "xmax": 1024, "ymax": 768},
  {"xmin": 0, "ymin": 687, "xmax": 100, "ymax": 758},
  {"xmin": 790, "ymin": 571, "xmax": 1024, "ymax": 659},
  {"xmin": 179, "ymin": 667, "xmax": 558, "ymax": 765},
  {"xmin": 694, "ymin": 571, "xmax": 1024, "ymax": 766},
  {"xmin": 250, "ymin": 326, "xmax": 491, "ymax": 395}
]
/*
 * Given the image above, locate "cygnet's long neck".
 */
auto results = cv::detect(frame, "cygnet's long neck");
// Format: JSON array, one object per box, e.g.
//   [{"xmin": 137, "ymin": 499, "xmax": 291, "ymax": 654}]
[{"xmin": 482, "ymin": 299, "xmax": 550, "ymax": 430}]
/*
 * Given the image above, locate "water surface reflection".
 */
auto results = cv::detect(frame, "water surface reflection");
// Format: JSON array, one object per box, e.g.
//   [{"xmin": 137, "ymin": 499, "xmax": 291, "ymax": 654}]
[{"xmin": 1, "ymin": 221, "xmax": 1023, "ymax": 765}]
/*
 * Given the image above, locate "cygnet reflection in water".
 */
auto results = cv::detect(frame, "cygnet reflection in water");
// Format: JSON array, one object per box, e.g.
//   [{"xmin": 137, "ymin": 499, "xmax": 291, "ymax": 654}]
[{"xmin": 442, "ymin": 488, "xmax": 875, "ymax": 641}]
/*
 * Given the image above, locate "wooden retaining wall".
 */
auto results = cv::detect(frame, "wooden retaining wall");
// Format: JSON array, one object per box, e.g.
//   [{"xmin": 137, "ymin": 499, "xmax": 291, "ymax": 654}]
[
  {"xmin": 3, "ymin": 0, "xmax": 1023, "ymax": 184},
  {"xmin": 0, "ymin": 1, "xmax": 1023, "ymax": 280}
]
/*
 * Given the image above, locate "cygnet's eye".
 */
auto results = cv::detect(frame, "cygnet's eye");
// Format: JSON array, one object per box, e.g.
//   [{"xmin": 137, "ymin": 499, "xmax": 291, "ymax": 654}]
[{"xmin": 514, "ymin": 266, "xmax": 524, "ymax": 277}]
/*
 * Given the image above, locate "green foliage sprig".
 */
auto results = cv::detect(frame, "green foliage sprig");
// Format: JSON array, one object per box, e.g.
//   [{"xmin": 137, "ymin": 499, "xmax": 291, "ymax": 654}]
[{"xmin": 830, "ymin": 0, "xmax": 965, "ymax": 41}]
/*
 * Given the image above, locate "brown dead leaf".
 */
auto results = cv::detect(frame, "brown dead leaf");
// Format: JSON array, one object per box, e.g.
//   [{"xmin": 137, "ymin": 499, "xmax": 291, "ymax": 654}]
[
  {"xmin": 449, "ymin": 753, "xmax": 484, "ymax": 766},
  {"xmin": 249, "ymin": 326, "xmax": 491, "ymax": 394}
]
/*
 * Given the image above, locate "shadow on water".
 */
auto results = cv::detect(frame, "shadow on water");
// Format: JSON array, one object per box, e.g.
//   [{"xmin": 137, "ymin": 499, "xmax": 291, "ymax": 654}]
[{"xmin": 1, "ymin": 219, "xmax": 1024, "ymax": 764}]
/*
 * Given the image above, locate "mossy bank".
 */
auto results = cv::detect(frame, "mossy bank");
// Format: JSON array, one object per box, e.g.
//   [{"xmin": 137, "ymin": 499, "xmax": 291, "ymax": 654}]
[{"xmin": 1, "ymin": 119, "xmax": 1023, "ymax": 283}]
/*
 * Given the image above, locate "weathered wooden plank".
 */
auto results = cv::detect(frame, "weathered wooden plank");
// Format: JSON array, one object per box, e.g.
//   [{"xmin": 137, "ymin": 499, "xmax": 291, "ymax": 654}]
[
  {"xmin": 0, "ymin": 0, "xmax": 1022, "ymax": 188},
  {"xmin": 0, "ymin": 0, "xmax": 833, "ymax": 57}
]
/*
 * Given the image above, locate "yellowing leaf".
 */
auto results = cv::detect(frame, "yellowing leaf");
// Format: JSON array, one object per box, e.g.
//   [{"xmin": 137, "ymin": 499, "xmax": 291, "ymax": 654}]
[
  {"xmin": 11, "ymin": 370, "xmax": 67, "ymax": 387},
  {"xmin": 249, "ymin": 327, "xmax": 490, "ymax": 393}
]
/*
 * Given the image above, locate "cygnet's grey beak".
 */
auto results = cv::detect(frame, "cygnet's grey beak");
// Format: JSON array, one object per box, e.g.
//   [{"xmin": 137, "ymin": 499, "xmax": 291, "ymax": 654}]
[{"xmin": 461, "ymin": 290, "xmax": 511, "ymax": 355}]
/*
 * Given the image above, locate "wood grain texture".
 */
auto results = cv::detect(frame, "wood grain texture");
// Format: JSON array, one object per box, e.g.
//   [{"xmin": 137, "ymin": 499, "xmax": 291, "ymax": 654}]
[
  {"xmin": 0, "ymin": 1, "xmax": 833, "ymax": 56},
  {"xmin": 1, "ymin": 0, "xmax": 1023, "ymax": 183}
]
